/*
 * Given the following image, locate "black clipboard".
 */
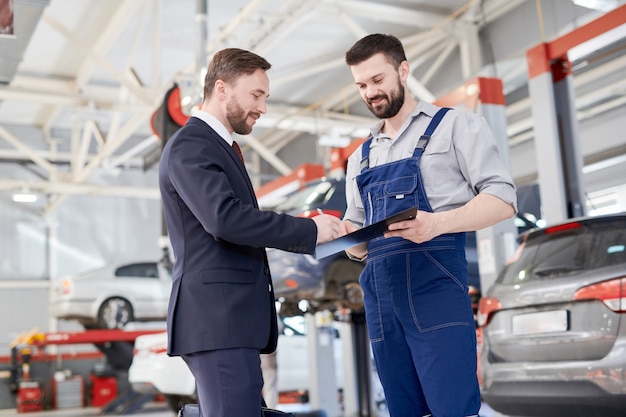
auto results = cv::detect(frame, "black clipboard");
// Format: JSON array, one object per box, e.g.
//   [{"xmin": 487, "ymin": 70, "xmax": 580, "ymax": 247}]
[{"xmin": 314, "ymin": 206, "xmax": 418, "ymax": 260}]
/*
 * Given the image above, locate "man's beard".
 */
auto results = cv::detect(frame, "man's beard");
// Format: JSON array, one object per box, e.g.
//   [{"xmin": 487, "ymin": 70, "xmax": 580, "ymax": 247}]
[
  {"xmin": 226, "ymin": 100, "xmax": 258, "ymax": 135},
  {"xmin": 366, "ymin": 77, "xmax": 404, "ymax": 119}
]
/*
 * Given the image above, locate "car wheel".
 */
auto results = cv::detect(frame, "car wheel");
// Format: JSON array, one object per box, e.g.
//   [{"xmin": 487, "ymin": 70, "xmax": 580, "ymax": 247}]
[
  {"xmin": 97, "ymin": 297, "xmax": 134, "ymax": 329},
  {"xmin": 324, "ymin": 259, "xmax": 364, "ymax": 311},
  {"xmin": 343, "ymin": 281, "xmax": 364, "ymax": 311}
]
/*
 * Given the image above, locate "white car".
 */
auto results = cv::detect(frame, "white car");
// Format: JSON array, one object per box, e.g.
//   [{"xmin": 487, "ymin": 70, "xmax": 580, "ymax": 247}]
[
  {"xmin": 49, "ymin": 261, "xmax": 172, "ymax": 329},
  {"xmin": 129, "ymin": 316, "xmax": 344, "ymax": 412}
]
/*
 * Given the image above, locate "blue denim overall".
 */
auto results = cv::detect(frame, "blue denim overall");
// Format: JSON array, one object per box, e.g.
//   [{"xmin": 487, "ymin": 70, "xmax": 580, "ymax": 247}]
[{"xmin": 356, "ymin": 108, "xmax": 480, "ymax": 417}]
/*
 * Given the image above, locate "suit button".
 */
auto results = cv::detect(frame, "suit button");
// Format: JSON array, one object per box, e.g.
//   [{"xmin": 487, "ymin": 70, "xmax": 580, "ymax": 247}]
[{"xmin": 264, "ymin": 267, "xmax": 270, "ymax": 274}]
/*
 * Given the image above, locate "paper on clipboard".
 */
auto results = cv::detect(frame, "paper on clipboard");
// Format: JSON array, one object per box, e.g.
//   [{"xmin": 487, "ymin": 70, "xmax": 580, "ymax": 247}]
[{"xmin": 314, "ymin": 206, "xmax": 418, "ymax": 260}]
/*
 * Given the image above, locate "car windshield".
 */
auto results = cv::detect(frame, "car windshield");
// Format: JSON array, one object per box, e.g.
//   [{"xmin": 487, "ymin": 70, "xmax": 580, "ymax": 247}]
[
  {"xmin": 497, "ymin": 220, "xmax": 626, "ymax": 284},
  {"xmin": 115, "ymin": 263, "xmax": 159, "ymax": 278},
  {"xmin": 273, "ymin": 181, "xmax": 333, "ymax": 213}
]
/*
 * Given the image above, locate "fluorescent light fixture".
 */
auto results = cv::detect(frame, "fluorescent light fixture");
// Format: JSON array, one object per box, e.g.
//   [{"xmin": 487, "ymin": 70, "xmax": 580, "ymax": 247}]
[
  {"xmin": 569, "ymin": 23, "xmax": 626, "ymax": 61},
  {"xmin": 13, "ymin": 192, "xmax": 38, "ymax": 203},
  {"xmin": 572, "ymin": 0, "xmax": 618, "ymax": 12},
  {"xmin": 318, "ymin": 134, "xmax": 351, "ymax": 148},
  {"xmin": 582, "ymin": 153, "xmax": 626, "ymax": 174}
]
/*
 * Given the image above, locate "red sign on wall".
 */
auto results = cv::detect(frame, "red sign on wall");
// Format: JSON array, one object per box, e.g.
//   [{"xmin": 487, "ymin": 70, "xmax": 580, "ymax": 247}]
[{"xmin": 0, "ymin": 0, "xmax": 14, "ymax": 37}]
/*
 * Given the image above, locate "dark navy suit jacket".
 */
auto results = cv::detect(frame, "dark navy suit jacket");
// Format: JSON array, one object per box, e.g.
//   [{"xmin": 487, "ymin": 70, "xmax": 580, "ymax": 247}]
[{"xmin": 158, "ymin": 116, "xmax": 317, "ymax": 356}]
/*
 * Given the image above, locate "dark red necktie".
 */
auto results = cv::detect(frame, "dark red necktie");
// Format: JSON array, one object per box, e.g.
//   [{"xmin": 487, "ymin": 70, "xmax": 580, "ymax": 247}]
[{"xmin": 232, "ymin": 140, "xmax": 245, "ymax": 166}]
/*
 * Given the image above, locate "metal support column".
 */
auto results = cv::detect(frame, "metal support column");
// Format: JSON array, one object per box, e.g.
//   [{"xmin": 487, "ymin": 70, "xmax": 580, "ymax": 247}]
[
  {"xmin": 527, "ymin": 46, "xmax": 585, "ymax": 223},
  {"xmin": 435, "ymin": 77, "xmax": 518, "ymax": 292},
  {"xmin": 335, "ymin": 309, "xmax": 375, "ymax": 417},
  {"xmin": 475, "ymin": 81, "xmax": 518, "ymax": 292},
  {"xmin": 525, "ymin": 5, "xmax": 626, "ymax": 223},
  {"xmin": 350, "ymin": 310, "xmax": 372, "ymax": 417},
  {"xmin": 306, "ymin": 311, "xmax": 341, "ymax": 417},
  {"xmin": 336, "ymin": 318, "xmax": 358, "ymax": 417}
]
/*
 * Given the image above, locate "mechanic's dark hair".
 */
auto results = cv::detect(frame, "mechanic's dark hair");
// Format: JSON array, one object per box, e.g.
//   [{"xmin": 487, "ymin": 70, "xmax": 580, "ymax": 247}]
[
  {"xmin": 203, "ymin": 48, "xmax": 271, "ymax": 100},
  {"xmin": 345, "ymin": 34, "xmax": 407, "ymax": 69}
]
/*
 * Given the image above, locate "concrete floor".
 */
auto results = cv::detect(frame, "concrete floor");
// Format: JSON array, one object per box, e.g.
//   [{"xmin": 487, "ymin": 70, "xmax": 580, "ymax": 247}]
[
  {"xmin": 0, "ymin": 402, "xmax": 513, "ymax": 417},
  {"xmin": 0, "ymin": 402, "xmax": 175, "ymax": 417}
]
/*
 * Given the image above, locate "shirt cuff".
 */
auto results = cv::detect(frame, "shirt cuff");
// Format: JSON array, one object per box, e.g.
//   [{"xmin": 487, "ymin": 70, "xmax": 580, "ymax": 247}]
[{"xmin": 345, "ymin": 250, "xmax": 367, "ymax": 262}]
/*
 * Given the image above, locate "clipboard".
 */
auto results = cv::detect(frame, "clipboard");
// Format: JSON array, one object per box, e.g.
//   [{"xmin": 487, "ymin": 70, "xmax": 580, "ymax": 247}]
[{"xmin": 314, "ymin": 206, "xmax": 418, "ymax": 260}]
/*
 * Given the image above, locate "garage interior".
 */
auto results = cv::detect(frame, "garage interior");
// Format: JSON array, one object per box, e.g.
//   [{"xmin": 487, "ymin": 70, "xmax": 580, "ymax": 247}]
[{"xmin": 0, "ymin": 0, "xmax": 625, "ymax": 416}]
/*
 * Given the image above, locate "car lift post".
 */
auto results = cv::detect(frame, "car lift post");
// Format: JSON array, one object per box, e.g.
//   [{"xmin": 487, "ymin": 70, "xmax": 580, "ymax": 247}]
[
  {"xmin": 335, "ymin": 309, "xmax": 374, "ymax": 417},
  {"xmin": 306, "ymin": 311, "xmax": 341, "ymax": 416}
]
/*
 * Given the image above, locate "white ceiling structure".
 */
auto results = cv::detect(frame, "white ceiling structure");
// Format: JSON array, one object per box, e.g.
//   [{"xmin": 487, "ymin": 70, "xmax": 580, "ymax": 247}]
[{"xmin": 0, "ymin": 0, "xmax": 625, "ymax": 214}]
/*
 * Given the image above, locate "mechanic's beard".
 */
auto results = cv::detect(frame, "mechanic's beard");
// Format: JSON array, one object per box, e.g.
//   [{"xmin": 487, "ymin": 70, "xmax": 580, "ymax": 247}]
[
  {"xmin": 367, "ymin": 78, "xmax": 405, "ymax": 119},
  {"xmin": 226, "ymin": 101, "xmax": 253, "ymax": 135}
]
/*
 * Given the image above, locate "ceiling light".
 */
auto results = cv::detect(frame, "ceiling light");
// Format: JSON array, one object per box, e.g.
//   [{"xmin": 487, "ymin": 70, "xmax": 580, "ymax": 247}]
[
  {"xmin": 12, "ymin": 188, "xmax": 38, "ymax": 203},
  {"xmin": 572, "ymin": 0, "xmax": 618, "ymax": 12},
  {"xmin": 318, "ymin": 134, "xmax": 351, "ymax": 148}
]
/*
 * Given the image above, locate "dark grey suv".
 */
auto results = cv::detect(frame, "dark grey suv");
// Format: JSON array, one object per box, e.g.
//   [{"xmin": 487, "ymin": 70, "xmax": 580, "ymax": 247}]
[
  {"xmin": 267, "ymin": 177, "xmax": 366, "ymax": 316},
  {"xmin": 478, "ymin": 213, "xmax": 626, "ymax": 417}
]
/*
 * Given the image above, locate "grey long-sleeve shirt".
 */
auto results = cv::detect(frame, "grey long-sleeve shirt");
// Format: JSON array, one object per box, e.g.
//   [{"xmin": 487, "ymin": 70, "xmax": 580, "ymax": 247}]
[{"xmin": 344, "ymin": 101, "xmax": 518, "ymax": 227}]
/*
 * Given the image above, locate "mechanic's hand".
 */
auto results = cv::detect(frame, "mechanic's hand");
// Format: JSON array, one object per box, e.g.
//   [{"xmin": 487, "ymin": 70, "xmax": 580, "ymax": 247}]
[
  {"xmin": 342, "ymin": 220, "xmax": 359, "ymax": 234},
  {"xmin": 312, "ymin": 214, "xmax": 344, "ymax": 244},
  {"xmin": 385, "ymin": 210, "xmax": 440, "ymax": 244},
  {"xmin": 342, "ymin": 220, "xmax": 368, "ymax": 260}
]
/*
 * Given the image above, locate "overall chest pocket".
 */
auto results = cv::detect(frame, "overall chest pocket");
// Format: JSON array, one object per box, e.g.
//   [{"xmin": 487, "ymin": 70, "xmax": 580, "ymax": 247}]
[{"xmin": 378, "ymin": 175, "xmax": 419, "ymax": 218}]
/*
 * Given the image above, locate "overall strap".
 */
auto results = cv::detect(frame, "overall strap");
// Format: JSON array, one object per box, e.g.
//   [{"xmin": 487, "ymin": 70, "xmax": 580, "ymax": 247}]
[
  {"xmin": 359, "ymin": 137, "xmax": 374, "ymax": 172},
  {"xmin": 360, "ymin": 107, "xmax": 451, "ymax": 172},
  {"xmin": 415, "ymin": 107, "xmax": 451, "ymax": 152}
]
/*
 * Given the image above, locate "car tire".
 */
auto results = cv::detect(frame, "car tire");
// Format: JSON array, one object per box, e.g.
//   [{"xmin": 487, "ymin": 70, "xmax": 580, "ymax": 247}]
[
  {"xmin": 324, "ymin": 259, "xmax": 364, "ymax": 311},
  {"xmin": 97, "ymin": 297, "xmax": 134, "ymax": 329},
  {"xmin": 342, "ymin": 281, "xmax": 364, "ymax": 311}
]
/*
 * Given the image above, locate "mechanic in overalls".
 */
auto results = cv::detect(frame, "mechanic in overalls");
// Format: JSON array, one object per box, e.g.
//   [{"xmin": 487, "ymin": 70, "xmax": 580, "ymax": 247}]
[{"xmin": 342, "ymin": 34, "xmax": 518, "ymax": 417}]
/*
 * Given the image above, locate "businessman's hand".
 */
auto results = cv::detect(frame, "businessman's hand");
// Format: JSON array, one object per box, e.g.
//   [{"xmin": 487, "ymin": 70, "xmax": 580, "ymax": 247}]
[{"xmin": 312, "ymin": 214, "xmax": 344, "ymax": 244}]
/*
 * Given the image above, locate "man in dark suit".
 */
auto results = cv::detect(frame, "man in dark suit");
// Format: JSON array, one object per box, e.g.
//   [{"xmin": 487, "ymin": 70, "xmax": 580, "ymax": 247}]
[{"xmin": 159, "ymin": 48, "xmax": 344, "ymax": 417}]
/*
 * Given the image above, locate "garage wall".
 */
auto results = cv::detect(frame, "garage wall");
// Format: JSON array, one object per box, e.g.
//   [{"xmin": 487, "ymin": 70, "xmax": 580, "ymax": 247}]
[
  {"xmin": 0, "ymin": 169, "xmax": 162, "ymax": 281},
  {"xmin": 0, "ymin": 162, "xmax": 162, "ymax": 357},
  {"xmin": 508, "ymin": 102, "xmax": 626, "ymax": 189}
]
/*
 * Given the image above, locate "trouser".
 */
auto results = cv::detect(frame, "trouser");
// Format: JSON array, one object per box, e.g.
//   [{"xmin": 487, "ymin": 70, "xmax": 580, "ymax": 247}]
[
  {"xmin": 182, "ymin": 348, "xmax": 264, "ymax": 417},
  {"xmin": 363, "ymin": 249, "xmax": 481, "ymax": 417}
]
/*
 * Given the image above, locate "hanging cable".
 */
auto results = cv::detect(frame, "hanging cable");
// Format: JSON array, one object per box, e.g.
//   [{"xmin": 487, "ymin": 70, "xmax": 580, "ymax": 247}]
[
  {"xmin": 535, "ymin": 0, "xmax": 547, "ymax": 42},
  {"xmin": 479, "ymin": 0, "xmax": 498, "ymax": 79}
]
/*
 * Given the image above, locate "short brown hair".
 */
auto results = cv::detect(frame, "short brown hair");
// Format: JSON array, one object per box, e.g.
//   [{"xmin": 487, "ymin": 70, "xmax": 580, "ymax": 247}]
[
  {"xmin": 203, "ymin": 48, "xmax": 271, "ymax": 100},
  {"xmin": 345, "ymin": 34, "xmax": 407, "ymax": 69}
]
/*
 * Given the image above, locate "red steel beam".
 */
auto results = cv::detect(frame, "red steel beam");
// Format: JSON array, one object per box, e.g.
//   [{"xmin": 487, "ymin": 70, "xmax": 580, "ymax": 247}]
[
  {"xmin": 25, "ymin": 329, "xmax": 165, "ymax": 346},
  {"xmin": 255, "ymin": 163, "xmax": 326, "ymax": 198},
  {"xmin": 549, "ymin": 4, "xmax": 626, "ymax": 60},
  {"xmin": 434, "ymin": 77, "xmax": 505, "ymax": 108},
  {"xmin": 527, "ymin": 4, "xmax": 626, "ymax": 79}
]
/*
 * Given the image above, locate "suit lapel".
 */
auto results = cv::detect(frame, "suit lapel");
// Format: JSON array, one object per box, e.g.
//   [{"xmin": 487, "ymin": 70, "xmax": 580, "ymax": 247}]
[
  {"xmin": 228, "ymin": 142, "xmax": 259, "ymax": 208},
  {"xmin": 189, "ymin": 118, "xmax": 258, "ymax": 207}
]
